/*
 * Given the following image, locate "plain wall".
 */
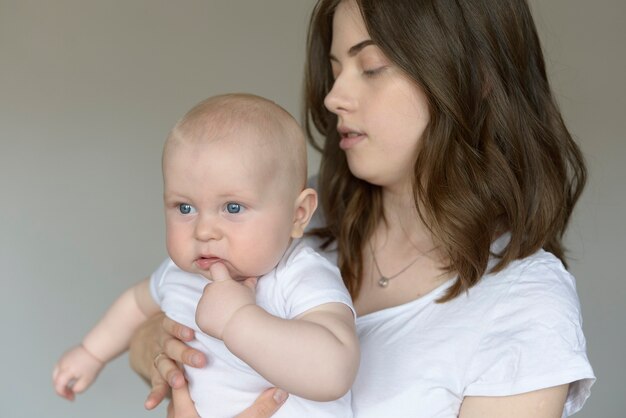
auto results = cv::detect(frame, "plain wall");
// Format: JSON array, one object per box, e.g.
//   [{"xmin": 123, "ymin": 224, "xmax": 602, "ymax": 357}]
[{"xmin": 0, "ymin": 1, "xmax": 623, "ymax": 417}]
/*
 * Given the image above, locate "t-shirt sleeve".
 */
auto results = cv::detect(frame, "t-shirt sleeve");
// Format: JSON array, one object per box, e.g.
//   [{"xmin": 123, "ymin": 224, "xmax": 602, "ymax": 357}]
[
  {"xmin": 149, "ymin": 258, "xmax": 173, "ymax": 306},
  {"xmin": 278, "ymin": 246, "xmax": 355, "ymax": 320},
  {"xmin": 463, "ymin": 257, "xmax": 595, "ymax": 416}
]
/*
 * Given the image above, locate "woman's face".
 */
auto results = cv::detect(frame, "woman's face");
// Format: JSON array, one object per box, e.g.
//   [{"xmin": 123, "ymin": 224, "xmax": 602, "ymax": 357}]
[{"xmin": 324, "ymin": 0, "xmax": 430, "ymax": 190}]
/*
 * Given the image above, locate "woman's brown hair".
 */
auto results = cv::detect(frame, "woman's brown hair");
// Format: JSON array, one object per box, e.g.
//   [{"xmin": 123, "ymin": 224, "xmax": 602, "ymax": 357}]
[{"xmin": 304, "ymin": 0, "xmax": 587, "ymax": 301}]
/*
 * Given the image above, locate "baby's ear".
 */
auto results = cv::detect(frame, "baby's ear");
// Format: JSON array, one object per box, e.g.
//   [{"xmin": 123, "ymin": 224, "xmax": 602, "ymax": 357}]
[{"xmin": 291, "ymin": 188, "xmax": 318, "ymax": 238}]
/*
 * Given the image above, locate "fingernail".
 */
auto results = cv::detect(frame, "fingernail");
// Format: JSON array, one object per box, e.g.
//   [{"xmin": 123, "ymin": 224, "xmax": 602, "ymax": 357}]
[
  {"xmin": 191, "ymin": 353, "xmax": 203, "ymax": 367},
  {"xmin": 144, "ymin": 396, "xmax": 154, "ymax": 410},
  {"xmin": 273, "ymin": 388, "xmax": 288, "ymax": 404}
]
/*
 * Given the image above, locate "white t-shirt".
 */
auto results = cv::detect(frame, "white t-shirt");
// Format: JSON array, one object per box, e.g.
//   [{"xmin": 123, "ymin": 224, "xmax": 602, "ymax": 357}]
[
  {"xmin": 304, "ymin": 233, "xmax": 595, "ymax": 418},
  {"xmin": 150, "ymin": 240, "xmax": 354, "ymax": 418}
]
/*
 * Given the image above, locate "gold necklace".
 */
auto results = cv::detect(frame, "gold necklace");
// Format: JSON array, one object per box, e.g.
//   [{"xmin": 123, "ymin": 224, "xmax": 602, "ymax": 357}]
[{"xmin": 368, "ymin": 241, "xmax": 423, "ymax": 288}]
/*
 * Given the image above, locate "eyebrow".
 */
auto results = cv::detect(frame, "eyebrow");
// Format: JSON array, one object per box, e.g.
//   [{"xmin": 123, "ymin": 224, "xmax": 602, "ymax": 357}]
[{"xmin": 329, "ymin": 39, "xmax": 375, "ymax": 61}]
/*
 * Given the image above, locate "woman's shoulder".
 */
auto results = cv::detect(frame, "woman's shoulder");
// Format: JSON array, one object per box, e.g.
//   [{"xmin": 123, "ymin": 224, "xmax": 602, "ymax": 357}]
[
  {"xmin": 484, "ymin": 247, "xmax": 578, "ymax": 301},
  {"xmin": 457, "ymin": 246, "xmax": 575, "ymax": 316},
  {"xmin": 472, "ymin": 247, "xmax": 587, "ymax": 366},
  {"xmin": 464, "ymin": 248, "xmax": 594, "ymax": 413}
]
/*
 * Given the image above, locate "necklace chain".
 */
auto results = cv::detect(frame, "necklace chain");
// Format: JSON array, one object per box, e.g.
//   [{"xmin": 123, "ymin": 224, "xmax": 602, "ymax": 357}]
[{"xmin": 369, "ymin": 241, "xmax": 422, "ymax": 288}]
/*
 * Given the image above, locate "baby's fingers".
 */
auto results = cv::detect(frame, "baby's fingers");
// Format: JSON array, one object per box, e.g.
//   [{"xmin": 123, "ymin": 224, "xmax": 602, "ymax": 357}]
[
  {"xmin": 241, "ymin": 276, "xmax": 259, "ymax": 292},
  {"xmin": 53, "ymin": 369, "xmax": 77, "ymax": 401},
  {"xmin": 208, "ymin": 262, "xmax": 232, "ymax": 282},
  {"xmin": 70, "ymin": 375, "xmax": 91, "ymax": 394}
]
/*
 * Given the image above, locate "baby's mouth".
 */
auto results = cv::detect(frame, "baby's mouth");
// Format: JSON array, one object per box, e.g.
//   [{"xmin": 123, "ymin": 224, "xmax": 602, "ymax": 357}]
[{"xmin": 195, "ymin": 256, "xmax": 221, "ymax": 271}]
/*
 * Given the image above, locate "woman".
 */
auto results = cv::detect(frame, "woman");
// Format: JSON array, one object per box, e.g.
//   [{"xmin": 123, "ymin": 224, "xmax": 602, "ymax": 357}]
[{"xmin": 130, "ymin": 0, "xmax": 595, "ymax": 416}]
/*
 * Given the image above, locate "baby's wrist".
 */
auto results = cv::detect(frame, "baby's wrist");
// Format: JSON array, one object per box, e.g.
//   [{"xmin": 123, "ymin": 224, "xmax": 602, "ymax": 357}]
[
  {"xmin": 80, "ymin": 342, "xmax": 106, "ymax": 365},
  {"xmin": 222, "ymin": 304, "xmax": 263, "ymax": 344}
]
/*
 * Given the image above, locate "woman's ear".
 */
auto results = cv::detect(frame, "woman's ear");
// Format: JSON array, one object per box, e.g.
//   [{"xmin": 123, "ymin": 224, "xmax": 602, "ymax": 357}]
[{"xmin": 291, "ymin": 188, "xmax": 318, "ymax": 238}]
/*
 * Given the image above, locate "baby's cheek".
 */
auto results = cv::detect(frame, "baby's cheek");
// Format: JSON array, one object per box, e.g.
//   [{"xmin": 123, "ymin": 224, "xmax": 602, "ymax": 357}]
[
  {"xmin": 166, "ymin": 232, "xmax": 187, "ymax": 267},
  {"xmin": 250, "ymin": 241, "xmax": 288, "ymax": 276}
]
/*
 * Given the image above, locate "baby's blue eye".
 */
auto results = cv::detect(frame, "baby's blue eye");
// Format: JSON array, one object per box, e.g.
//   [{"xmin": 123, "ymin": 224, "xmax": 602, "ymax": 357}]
[
  {"xmin": 179, "ymin": 204, "xmax": 195, "ymax": 215},
  {"xmin": 226, "ymin": 203, "xmax": 242, "ymax": 214}
]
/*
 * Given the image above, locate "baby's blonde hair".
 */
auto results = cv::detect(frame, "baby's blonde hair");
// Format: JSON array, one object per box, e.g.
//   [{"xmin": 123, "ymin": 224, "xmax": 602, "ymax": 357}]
[{"xmin": 164, "ymin": 93, "xmax": 307, "ymax": 193}]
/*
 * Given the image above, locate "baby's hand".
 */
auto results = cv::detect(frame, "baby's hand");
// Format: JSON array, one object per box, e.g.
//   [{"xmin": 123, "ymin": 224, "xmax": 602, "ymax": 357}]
[
  {"xmin": 52, "ymin": 344, "xmax": 104, "ymax": 401},
  {"xmin": 196, "ymin": 263, "xmax": 257, "ymax": 340}
]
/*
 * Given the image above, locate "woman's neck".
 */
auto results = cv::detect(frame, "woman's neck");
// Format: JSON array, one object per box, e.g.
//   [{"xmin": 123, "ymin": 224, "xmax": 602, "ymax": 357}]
[
  {"xmin": 354, "ymin": 184, "xmax": 451, "ymax": 316},
  {"xmin": 378, "ymin": 185, "xmax": 434, "ymax": 253}
]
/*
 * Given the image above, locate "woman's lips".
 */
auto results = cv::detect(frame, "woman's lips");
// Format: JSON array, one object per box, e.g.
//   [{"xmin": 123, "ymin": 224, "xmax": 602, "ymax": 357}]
[{"xmin": 339, "ymin": 132, "xmax": 365, "ymax": 150}]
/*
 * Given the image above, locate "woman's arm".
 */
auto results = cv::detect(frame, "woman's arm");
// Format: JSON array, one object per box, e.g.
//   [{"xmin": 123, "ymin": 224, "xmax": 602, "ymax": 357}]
[
  {"xmin": 128, "ymin": 313, "xmax": 288, "ymax": 417},
  {"xmin": 459, "ymin": 384, "xmax": 569, "ymax": 418}
]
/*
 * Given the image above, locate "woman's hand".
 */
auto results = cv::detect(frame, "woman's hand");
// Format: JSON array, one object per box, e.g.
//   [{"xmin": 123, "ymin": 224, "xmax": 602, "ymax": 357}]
[
  {"xmin": 234, "ymin": 388, "xmax": 289, "ymax": 418},
  {"xmin": 129, "ymin": 312, "xmax": 207, "ymax": 409},
  {"xmin": 166, "ymin": 385, "xmax": 201, "ymax": 418},
  {"xmin": 164, "ymin": 386, "xmax": 288, "ymax": 418},
  {"xmin": 129, "ymin": 312, "xmax": 289, "ymax": 417}
]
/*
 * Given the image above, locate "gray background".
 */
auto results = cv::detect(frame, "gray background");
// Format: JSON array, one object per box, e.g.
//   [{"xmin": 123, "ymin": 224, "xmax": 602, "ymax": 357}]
[{"xmin": 1, "ymin": 1, "xmax": 623, "ymax": 417}]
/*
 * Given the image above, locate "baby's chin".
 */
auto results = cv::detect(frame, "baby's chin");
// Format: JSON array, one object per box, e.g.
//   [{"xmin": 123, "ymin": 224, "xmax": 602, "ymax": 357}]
[
  {"xmin": 186, "ymin": 260, "xmax": 259, "ymax": 282},
  {"xmin": 228, "ymin": 268, "xmax": 266, "ymax": 282},
  {"xmin": 215, "ymin": 261, "xmax": 272, "ymax": 281}
]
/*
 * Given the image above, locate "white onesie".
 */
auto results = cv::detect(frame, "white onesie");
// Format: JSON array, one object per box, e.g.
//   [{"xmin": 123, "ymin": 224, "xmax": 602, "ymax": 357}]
[{"xmin": 150, "ymin": 239, "xmax": 354, "ymax": 418}]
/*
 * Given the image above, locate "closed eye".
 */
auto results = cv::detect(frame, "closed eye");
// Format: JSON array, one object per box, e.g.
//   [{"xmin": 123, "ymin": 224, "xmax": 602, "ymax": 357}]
[{"xmin": 363, "ymin": 66, "xmax": 388, "ymax": 78}]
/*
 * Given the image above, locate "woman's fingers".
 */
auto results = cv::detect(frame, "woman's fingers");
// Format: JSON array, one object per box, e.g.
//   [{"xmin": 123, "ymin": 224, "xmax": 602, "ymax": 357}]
[
  {"xmin": 164, "ymin": 385, "xmax": 200, "ymax": 418},
  {"xmin": 144, "ymin": 369, "xmax": 170, "ymax": 410},
  {"xmin": 154, "ymin": 350, "xmax": 186, "ymax": 389},
  {"xmin": 163, "ymin": 316, "xmax": 195, "ymax": 342},
  {"xmin": 170, "ymin": 386, "xmax": 201, "ymax": 418},
  {"xmin": 129, "ymin": 312, "xmax": 201, "ymax": 411},
  {"xmin": 160, "ymin": 323, "xmax": 207, "ymax": 369},
  {"xmin": 235, "ymin": 388, "xmax": 288, "ymax": 418},
  {"xmin": 167, "ymin": 400, "xmax": 175, "ymax": 418},
  {"xmin": 156, "ymin": 317, "xmax": 206, "ymax": 389},
  {"xmin": 129, "ymin": 312, "xmax": 165, "ymax": 380}
]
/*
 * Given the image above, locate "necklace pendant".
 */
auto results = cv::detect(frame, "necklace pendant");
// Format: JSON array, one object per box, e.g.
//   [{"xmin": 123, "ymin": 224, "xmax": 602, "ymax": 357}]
[{"xmin": 378, "ymin": 277, "xmax": 390, "ymax": 288}]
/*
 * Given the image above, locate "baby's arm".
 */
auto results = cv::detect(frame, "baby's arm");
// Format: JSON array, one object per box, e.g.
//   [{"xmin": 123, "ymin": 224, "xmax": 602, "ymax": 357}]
[
  {"xmin": 226, "ymin": 302, "xmax": 358, "ymax": 402},
  {"xmin": 53, "ymin": 278, "xmax": 160, "ymax": 400},
  {"xmin": 196, "ymin": 264, "xmax": 359, "ymax": 402}
]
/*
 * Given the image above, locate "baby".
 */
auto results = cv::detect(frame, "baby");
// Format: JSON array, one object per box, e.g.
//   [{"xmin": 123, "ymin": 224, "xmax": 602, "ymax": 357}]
[{"xmin": 53, "ymin": 93, "xmax": 358, "ymax": 418}]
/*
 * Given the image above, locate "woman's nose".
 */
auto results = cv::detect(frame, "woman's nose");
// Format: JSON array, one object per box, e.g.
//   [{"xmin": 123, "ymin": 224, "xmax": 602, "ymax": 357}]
[{"xmin": 324, "ymin": 74, "xmax": 356, "ymax": 114}]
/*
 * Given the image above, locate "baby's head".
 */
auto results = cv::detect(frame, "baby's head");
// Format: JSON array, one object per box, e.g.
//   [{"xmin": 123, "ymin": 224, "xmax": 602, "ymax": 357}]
[{"xmin": 162, "ymin": 93, "xmax": 317, "ymax": 280}]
